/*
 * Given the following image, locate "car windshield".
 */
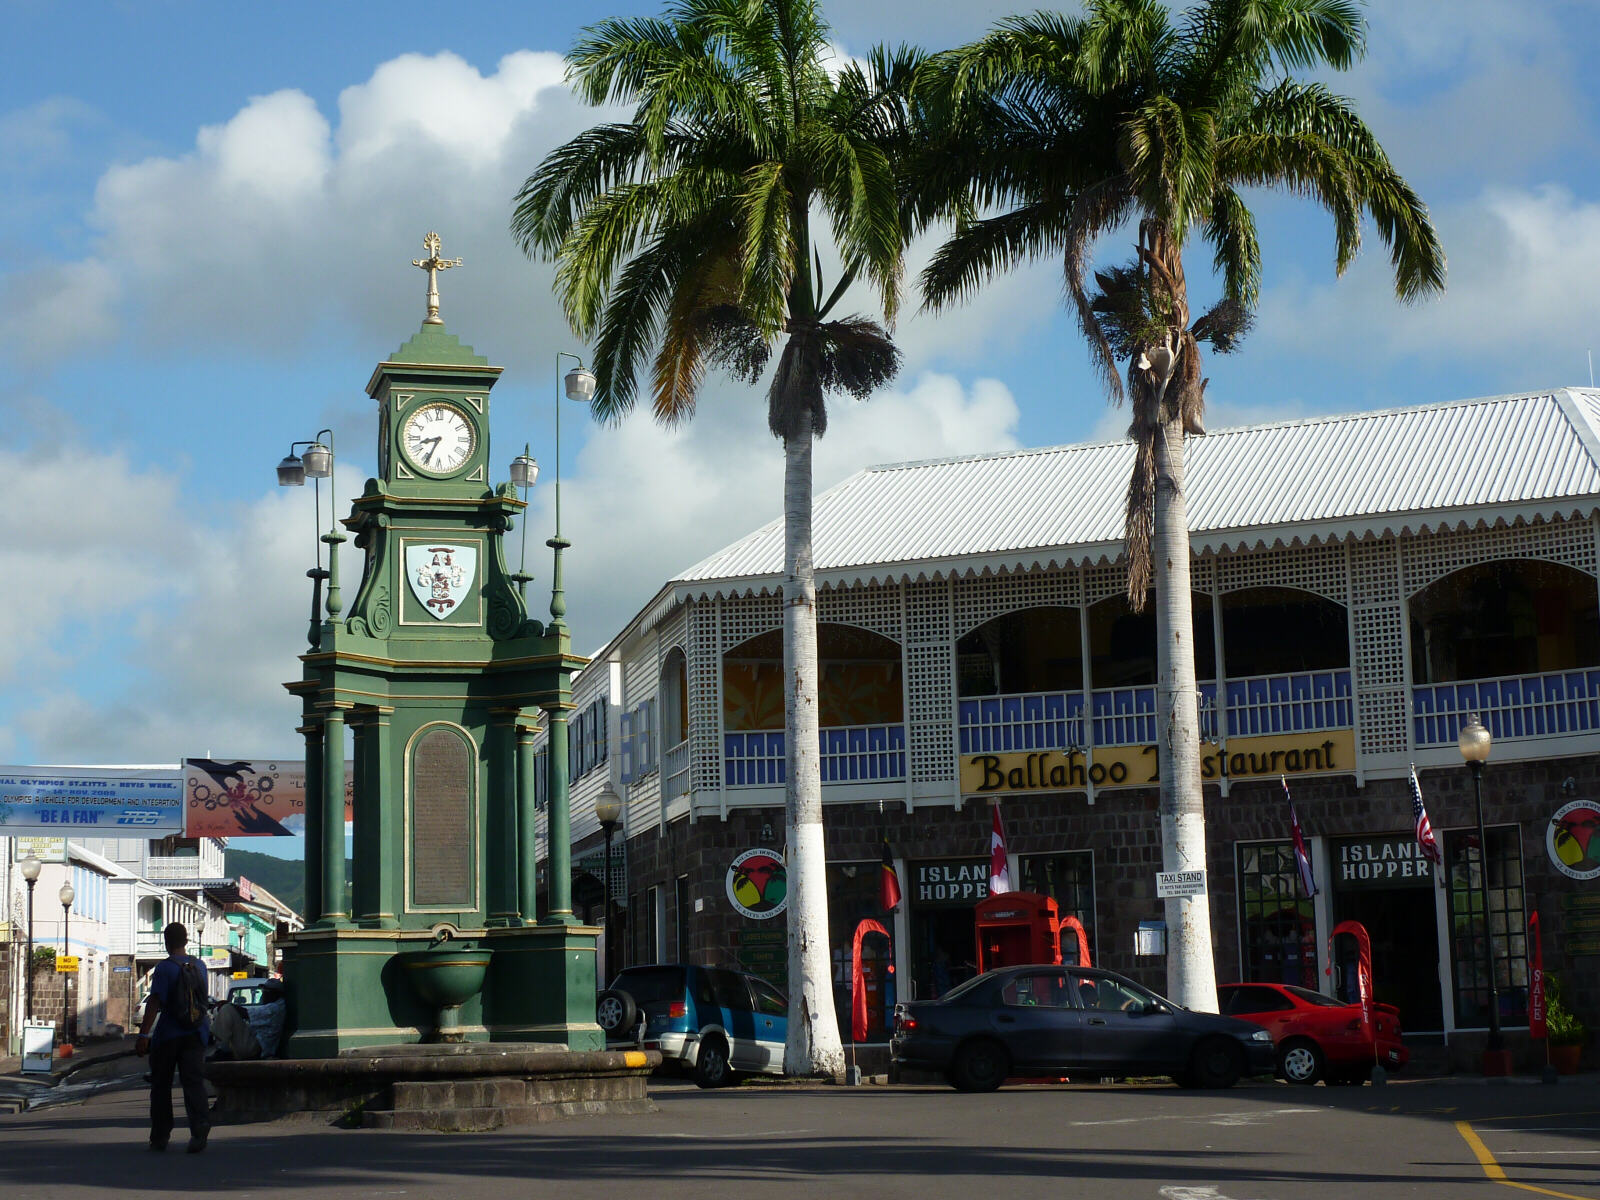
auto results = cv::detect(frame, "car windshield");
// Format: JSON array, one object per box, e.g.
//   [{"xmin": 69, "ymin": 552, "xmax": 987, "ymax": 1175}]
[
  {"xmin": 230, "ymin": 985, "xmax": 265, "ymax": 1006},
  {"xmin": 612, "ymin": 966, "xmax": 687, "ymax": 1006},
  {"xmin": 1283, "ymin": 985, "xmax": 1346, "ymax": 1007}
]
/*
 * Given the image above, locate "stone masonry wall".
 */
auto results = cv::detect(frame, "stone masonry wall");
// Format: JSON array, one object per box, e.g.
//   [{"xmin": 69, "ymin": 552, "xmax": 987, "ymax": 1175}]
[{"xmin": 609, "ymin": 749, "xmax": 1599, "ymax": 1070}]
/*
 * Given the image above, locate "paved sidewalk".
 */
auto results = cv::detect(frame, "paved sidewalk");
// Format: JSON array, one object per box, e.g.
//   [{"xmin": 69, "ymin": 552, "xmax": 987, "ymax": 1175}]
[{"xmin": 0, "ymin": 1034, "xmax": 137, "ymax": 1080}]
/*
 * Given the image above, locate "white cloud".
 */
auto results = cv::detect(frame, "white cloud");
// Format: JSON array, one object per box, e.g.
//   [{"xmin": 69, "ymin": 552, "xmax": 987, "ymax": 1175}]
[
  {"xmin": 39, "ymin": 51, "xmax": 598, "ymax": 366},
  {"xmin": 2, "ymin": 371, "xmax": 1016, "ymax": 759},
  {"xmin": 1257, "ymin": 184, "xmax": 1600, "ymax": 371},
  {"xmin": 12, "ymin": 479, "xmax": 320, "ymax": 763},
  {"xmin": 539, "ymin": 371, "xmax": 1022, "ymax": 652}
]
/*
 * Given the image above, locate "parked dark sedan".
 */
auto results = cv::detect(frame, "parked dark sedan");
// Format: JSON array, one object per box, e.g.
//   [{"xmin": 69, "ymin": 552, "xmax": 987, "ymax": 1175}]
[{"xmin": 892, "ymin": 964, "xmax": 1277, "ymax": 1092}]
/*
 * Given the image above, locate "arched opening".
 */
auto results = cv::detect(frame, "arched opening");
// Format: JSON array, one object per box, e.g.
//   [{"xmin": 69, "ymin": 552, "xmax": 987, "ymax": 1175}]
[
  {"xmin": 659, "ymin": 647, "xmax": 689, "ymax": 747},
  {"xmin": 956, "ymin": 607, "xmax": 1083, "ymax": 696},
  {"xmin": 1221, "ymin": 587, "xmax": 1349, "ymax": 677},
  {"xmin": 1087, "ymin": 592, "xmax": 1216, "ymax": 686},
  {"xmin": 1409, "ymin": 560, "xmax": 1600, "ymax": 684},
  {"xmin": 723, "ymin": 624, "xmax": 903, "ymax": 729}
]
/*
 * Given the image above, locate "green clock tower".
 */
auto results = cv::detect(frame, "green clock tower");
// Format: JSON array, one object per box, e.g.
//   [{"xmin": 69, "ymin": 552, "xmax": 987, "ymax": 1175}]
[{"xmin": 279, "ymin": 234, "xmax": 598, "ymax": 1057}]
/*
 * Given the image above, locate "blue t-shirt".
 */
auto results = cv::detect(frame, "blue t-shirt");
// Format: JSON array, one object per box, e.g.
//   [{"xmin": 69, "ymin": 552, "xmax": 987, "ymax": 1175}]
[{"xmin": 150, "ymin": 955, "xmax": 211, "ymax": 1045}]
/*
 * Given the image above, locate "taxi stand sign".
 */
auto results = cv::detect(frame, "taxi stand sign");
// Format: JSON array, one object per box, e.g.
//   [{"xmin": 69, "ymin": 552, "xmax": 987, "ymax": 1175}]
[{"xmin": 1156, "ymin": 870, "xmax": 1207, "ymax": 898}]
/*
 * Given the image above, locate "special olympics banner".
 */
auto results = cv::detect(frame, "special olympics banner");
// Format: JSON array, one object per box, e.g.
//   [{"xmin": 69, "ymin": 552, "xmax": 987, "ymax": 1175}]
[
  {"xmin": 183, "ymin": 759, "xmax": 354, "ymax": 838},
  {"xmin": 0, "ymin": 766, "xmax": 183, "ymax": 834}
]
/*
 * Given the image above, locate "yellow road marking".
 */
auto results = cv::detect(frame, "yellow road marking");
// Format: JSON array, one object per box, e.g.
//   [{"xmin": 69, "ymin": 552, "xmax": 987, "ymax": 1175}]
[
  {"xmin": 1455, "ymin": 1120, "xmax": 1598, "ymax": 1200},
  {"xmin": 623, "ymin": 1050, "xmax": 648, "ymax": 1068}
]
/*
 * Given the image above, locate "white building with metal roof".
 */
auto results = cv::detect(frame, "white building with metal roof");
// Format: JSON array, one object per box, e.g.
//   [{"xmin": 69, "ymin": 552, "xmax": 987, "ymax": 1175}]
[{"xmin": 541, "ymin": 389, "xmax": 1600, "ymax": 1062}]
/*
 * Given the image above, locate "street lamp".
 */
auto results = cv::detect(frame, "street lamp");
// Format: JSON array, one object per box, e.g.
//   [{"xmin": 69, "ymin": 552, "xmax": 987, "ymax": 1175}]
[
  {"xmin": 595, "ymin": 785, "xmax": 623, "ymax": 984},
  {"xmin": 508, "ymin": 447, "xmax": 540, "ymax": 596},
  {"xmin": 58, "ymin": 879, "xmax": 76, "ymax": 1045},
  {"xmin": 546, "ymin": 354, "xmax": 597, "ymax": 630},
  {"xmin": 20, "ymin": 855, "xmax": 40, "ymax": 1021},
  {"xmin": 275, "ymin": 429, "xmax": 342, "ymax": 649},
  {"xmin": 1458, "ymin": 712, "xmax": 1504, "ymax": 1069}
]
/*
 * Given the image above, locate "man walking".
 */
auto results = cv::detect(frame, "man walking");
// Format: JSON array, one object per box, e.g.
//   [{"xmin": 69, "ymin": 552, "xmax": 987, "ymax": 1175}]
[{"xmin": 135, "ymin": 922, "xmax": 211, "ymax": 1153}]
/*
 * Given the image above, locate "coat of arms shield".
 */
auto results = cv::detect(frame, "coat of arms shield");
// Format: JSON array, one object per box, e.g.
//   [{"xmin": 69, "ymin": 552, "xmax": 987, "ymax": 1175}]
[{"xmin": 405, "ymin": 543, "xmax": 478, "ymax": 619}]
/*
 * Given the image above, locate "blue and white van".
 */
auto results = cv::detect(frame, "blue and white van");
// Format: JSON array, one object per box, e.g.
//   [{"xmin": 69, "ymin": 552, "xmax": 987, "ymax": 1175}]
[{"xmin": 598, "ymin": 964, "xmax": 788, "ymax": 1087}]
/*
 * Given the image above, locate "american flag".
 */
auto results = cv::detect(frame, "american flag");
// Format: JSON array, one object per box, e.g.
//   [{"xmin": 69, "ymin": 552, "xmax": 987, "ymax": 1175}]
[
  {"xmin": 1409, "ymin": 765, "xmax": 1442, "ymax": 865},
  {"xmin": 1283, "ymin": 777, "xmax": 1317, "ymax": 897}
]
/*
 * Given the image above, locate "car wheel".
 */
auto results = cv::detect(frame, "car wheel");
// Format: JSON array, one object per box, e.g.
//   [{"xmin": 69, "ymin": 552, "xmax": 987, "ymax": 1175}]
[
  {"xmin": 596, "ymin": 989, "xmax": 638, "ymax": 1038},
  {"xmin": 949, "ymin": 1039, "xmax": 1009, "ymax": 1093},
  {"xmin": 694, "ymin": 1035, "xmax": 734, "ymax": 1089},
  {"xmin": 1278, "ymin": 1039, "xmax": 1325, "ymax": 1086},
  {"xmin": 1188, "ymin": 1037, "xmax": 1244, "ymax": 1089}
]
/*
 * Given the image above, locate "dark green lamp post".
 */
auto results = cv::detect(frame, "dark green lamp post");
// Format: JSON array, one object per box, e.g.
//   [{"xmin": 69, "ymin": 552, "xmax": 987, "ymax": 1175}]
[
  {"xmin": 59, "ymin": 879, "xmax": 75, "ymax": 1044},
  {"xmin": 1458, "ymin": 712, "xmax": 1506, "ymax": 1074},
  {"xmin": 595, "ymin": 785, "xmax": 623, "ymax": 984},
  {"xmin": 20, "ymin": 855, "xmax": 40, "ymax": 1021}
]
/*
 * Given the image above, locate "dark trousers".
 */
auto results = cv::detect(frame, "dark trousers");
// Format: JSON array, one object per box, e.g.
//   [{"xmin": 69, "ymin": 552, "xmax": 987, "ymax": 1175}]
[{"xmin": 149, "ymin": 1033, "xmax": 209, "ymax": 1145}]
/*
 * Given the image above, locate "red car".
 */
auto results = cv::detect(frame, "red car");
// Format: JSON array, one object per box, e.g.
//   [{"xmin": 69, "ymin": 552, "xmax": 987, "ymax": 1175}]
[{"xmin": 1218, "ymin": 982, "xmax": 1408, "ymax": 1085}]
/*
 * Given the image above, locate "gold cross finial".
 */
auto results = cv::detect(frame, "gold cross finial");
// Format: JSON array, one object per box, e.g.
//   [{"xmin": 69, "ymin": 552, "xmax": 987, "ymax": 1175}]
[{"xmin": 412, "ymin": 231, "xmax": 462, "ymax": 326}]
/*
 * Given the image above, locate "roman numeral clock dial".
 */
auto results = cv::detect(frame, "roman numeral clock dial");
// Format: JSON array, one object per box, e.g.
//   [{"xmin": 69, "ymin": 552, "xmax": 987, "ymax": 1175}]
[{"xmin": 402, "ymin": 402, "xmax": 476, "ymax": 476}]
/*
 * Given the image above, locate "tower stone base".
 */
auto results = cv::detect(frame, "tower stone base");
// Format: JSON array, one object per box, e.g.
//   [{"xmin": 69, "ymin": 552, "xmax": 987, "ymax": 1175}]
[{"xmin": 281, "ymin": 923, "xmax": 602, "ymax": 1058}]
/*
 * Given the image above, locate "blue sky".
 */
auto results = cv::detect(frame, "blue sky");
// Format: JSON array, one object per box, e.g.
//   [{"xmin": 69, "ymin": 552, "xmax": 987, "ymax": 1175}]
[{"xmin": 4, "ymin": 0, "xmax": 1600, "ymax": 821}]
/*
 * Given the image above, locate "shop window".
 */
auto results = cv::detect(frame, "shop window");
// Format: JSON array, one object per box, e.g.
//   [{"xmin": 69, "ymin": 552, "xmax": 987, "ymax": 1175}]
[
  {"xmin": 660, "ymin": 647, "xmax": 689, "ymax": 747},
  {"xmin": 1221, "ymin": 587, "xmax": 1349, "ymax": 677},
  {"xmin": 826, "ymin": 860, "xmax": 893, "ymax": 1043},
  {"xmin": 723, "ymin": 625, "xmax": 903, "ymax": 730},
  {"xmin": 1236, "ymin": 841, "xmax": 1317, "ymax": 989},
  {"xmin": 956, "ymin": 607, "xmax": 1083, "ymax": 696},
  {"xmin": 1087, "ymin": 592, "xmax": 1216, "ymax": 687},
  {"xmin": 1018, "ymin": 851, "xmax": 1096, "ymax": 960},
  {"xmin": 1410, "ymin": 560, "xmax": 1600, "ymax": 684},
  {"xmin": 1444, "ymin": 825, "xmax": 1528, "ymax": 1029}
]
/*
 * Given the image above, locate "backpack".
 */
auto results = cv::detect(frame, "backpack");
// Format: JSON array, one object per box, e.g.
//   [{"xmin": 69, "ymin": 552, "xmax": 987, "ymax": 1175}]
[{"xmin": 163, "ymin": 958, "xmax": 207, "ymax": 1032}]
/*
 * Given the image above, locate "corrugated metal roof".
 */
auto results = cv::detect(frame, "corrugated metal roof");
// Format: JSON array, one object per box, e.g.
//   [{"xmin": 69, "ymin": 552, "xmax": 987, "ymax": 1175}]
[{"xmin": 674, "ymin": 389, "xmax": 1600, "ymax": 595}]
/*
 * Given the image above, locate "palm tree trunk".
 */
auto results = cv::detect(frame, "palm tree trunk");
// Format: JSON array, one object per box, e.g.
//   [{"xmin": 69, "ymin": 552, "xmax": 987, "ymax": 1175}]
[
  {"xmin": 782, "ymin": 420, "xmax": 845, "ymax": 1077},
  {"xmin": 1152, "ymin": 414, "xmax": 1219, "ymax": 1013}
]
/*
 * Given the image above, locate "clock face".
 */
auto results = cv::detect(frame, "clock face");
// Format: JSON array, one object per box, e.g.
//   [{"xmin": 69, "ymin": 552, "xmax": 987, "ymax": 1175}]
[{"xmin": 402, "ymin": 402, "xmax": 476, "ymax": 475}]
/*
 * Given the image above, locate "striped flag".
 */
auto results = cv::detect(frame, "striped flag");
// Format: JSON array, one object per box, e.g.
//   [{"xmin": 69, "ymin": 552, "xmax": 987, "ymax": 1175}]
[
  {"xmin": 1283, "ymin": 777, "xmax": 1317, "ymax": 897},
  {"xmin": 880, "ymin": 839, "xmax": 902, "ymax": 913},
  {"xmin": 989, "ymin": 803, "xmax": 1011, "ymax": 894},
  {"xmin": 1409, "ymin": 765, "xmax": 1442, "ymax": 865}
]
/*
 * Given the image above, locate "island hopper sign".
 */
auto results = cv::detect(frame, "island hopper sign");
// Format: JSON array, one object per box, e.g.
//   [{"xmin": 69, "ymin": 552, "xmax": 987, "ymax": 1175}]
[{"xmin": 960, "ymin": 729, "xmax": 1357, "ymax": 797}]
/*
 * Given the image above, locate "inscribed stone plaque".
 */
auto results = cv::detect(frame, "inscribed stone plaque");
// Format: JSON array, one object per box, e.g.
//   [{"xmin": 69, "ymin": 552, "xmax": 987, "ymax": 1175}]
[{"xmin": 411, "ymin": 728, "xmax": 474, "ymax": 908}]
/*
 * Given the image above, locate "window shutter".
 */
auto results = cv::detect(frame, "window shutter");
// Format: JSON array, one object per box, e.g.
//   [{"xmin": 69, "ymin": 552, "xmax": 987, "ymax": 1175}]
[{"xmin": 618, "ymin": 710, "xmax": 635, "ymax": 784}]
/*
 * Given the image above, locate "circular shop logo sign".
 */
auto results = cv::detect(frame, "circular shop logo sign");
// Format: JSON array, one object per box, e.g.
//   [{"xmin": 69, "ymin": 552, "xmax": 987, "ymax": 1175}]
[
  {"xmin": 1548, "ymin": 799, "xmax": 1600, "ymax": 881},
  {"xmin": 726, "ymin": 848, "xmax": 788, "ymax": 919}
]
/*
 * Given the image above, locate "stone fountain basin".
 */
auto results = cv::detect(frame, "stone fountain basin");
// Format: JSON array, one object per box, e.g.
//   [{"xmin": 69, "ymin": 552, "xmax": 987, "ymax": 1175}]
[{"xmin": 394, "ymin": 948, "xmax": 492, "ymax": 1008}]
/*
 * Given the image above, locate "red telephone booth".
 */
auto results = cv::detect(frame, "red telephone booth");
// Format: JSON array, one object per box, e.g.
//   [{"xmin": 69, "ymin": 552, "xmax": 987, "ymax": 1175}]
[{"xmin": 974, "ymin": 892, "xmax": 1063, "ymax": 972}]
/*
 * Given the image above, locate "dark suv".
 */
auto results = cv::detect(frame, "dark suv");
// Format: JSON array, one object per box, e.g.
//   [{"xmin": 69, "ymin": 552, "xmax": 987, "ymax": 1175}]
[{"xmin": 598, "ymin": 964, "xmax": 789, "ymax": 1088}]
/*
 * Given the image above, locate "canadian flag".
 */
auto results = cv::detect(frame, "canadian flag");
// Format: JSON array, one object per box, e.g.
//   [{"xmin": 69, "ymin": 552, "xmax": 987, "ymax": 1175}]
[{"xmin": 989, "ymin": 803, "xmax": 1011, "ymax": 894}]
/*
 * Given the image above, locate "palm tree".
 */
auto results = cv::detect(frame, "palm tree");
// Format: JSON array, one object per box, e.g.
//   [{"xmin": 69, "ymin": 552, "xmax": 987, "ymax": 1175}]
[
  {"xmin": 512, "ymin": 0, "xmax": 917, "ymax": 1077},
  {"xmin": 915, "ymin": 0, "xmax": 1444, "ymax": 1011}
]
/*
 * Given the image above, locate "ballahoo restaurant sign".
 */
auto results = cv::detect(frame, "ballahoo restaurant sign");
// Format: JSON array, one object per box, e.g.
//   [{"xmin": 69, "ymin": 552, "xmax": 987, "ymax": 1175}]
[{"xmin": 960, "ymin": 730, "xmax": 1357, "ymax": 797}]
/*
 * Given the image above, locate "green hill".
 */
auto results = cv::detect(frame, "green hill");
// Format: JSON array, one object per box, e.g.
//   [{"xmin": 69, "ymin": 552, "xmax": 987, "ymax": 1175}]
[{"xmin": 225, "ymin": 848, "xmax": 352, "ymax": 920}]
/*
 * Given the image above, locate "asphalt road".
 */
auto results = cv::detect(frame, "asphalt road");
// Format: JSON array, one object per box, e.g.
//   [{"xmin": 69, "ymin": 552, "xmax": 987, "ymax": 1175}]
[{"xmin": 3, "ymin": 1074, "xmax": 1597, "ymax": 1200}]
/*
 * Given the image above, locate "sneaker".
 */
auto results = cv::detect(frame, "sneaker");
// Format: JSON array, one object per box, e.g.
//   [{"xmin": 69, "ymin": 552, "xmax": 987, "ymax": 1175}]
[{"xmin": 185, "ymin": 1134, "xmax": 208, "ymax": 1154}]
